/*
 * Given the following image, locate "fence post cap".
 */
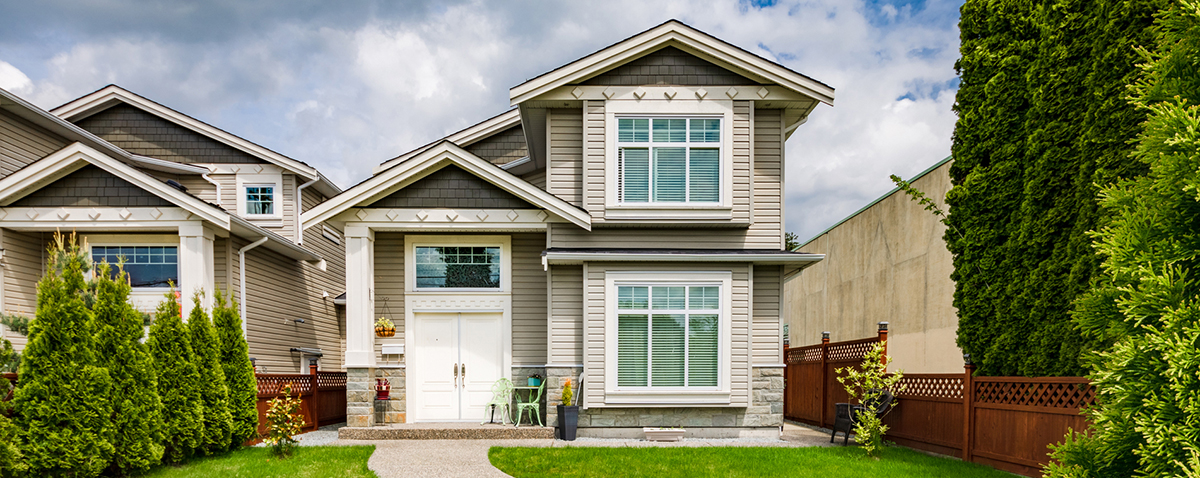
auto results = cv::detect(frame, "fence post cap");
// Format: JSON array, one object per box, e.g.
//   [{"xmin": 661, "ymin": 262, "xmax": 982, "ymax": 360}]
[
  {"xmin": 877, "ymin": 321, "xmax": 889, "ymax": 331},
  {"xmin": 963, "ymin": 353, "xmax": 973, "ymax": 365}
]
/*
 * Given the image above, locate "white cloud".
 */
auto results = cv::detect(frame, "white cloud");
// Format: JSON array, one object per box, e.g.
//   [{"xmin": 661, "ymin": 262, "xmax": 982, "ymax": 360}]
[
  {"xmin": 0, "ymin": 60, "xmax": 33, "ymax": 95},
  {"xmin": 6, "ymin": 0, "xmax": 961, "ymax": 240}
]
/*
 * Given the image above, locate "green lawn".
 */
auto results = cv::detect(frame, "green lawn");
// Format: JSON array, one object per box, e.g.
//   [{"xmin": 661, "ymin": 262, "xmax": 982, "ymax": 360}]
[
  {"xmin": 489, "ymin": 446, "xmax": 1014, "ymax": 478},
  {"xmin": 142, "ymin": 446, "xmax": 377, "ymax": 478}
]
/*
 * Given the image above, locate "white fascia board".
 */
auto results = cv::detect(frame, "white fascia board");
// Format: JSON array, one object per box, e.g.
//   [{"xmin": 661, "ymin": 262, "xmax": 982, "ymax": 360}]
[
  {"xmin": 51, "ymin": 86, "xmax": 321, "ymax": 181},
  {"xmin": 373, "ymin": 109, "xmax": 521, "ymax": 174},
  {"xmin": 543, "ymin": 251, "xmax": 825, "ymax": 264},
  {"xmin": 129, "ymin": 155, "xmax": 210, "ymax": 174},
  {"xmin": 0, "ymin": 142, "xmax": 231, "ymax": 229},
  {"xmin": 509, "ymin": 22, "xmax": 835, "ymax": 106},
  {"xmin": 304, "ymin": 142, "xmax": 591, "ymax": 231}
]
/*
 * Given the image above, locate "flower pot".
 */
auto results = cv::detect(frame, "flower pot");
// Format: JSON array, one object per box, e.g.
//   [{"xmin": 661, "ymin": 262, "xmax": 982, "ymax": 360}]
[
  {"xmin": 643, "ymin": 427, "xmax": 685, "ymax": 442},
  {"xmin": 528, "ymin": 377, "xmax": 542, "ymax": 387},
  {"xmin": 556, "ymin": 405, "xmax": 578, "ymax": 441},
  {"xmin": 376, "ymin": 327, "xmax": 395, "ymax": 338}
]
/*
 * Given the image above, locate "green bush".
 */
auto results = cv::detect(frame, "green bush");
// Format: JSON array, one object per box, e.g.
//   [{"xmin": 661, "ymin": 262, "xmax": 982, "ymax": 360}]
[
  {"xmin": 188, "ymin": 292, "xmax": 233, "ymax": 455},
  {"xmin": 13, "ymin": 233, "xmax": 114, "ymax": 477},
  {"xmin": 835, "ymin": 342, "xmax": 903, "ymax": 457},
  {"xmin": 213, "ymin": 289, "xmax": 259, "ymax": 449},
  {"xmin": 148, "ymin": 289, "xmax": 203, "ymax": 464},
  {"xmin": 1046, "ymin": 4, "xmax": 1200, "ymax": 476},
  {"xmin": 0, "ymin": 338, "xmax": 24, "ymax": 477},
  {"xmin": 93, "ymin": 261, "xmax": 165, "ymax": 474},
  {"xmin": 263, "ymin": 383, "xmax": 303, "ymax": 458}
]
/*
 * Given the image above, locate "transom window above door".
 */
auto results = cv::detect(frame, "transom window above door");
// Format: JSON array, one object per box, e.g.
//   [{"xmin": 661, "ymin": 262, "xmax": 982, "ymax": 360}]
[
  {"xmin": 91, "ymin": 246, "xmax": 178, "ymax": 289},
  {"xmin": 617, "ymin": 117, "xmax": 721, "ymax": 204},
  {"xmin": 616, "ymin": 284, "xmax": 720, "ymax": 388},
  {"xmin": 414, "ymin": 246, "xmax": 501, "ymax": 289}
]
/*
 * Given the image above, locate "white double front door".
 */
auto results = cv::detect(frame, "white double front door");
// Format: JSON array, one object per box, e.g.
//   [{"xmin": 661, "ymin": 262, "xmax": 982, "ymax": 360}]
[{"xmin": 412, "ymin": 312, "xmax": 504, "ymax": 421}]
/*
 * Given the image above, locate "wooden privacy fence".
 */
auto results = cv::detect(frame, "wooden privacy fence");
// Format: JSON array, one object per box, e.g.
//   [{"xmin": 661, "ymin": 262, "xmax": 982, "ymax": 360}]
[
  {"xmin": 783, "ymin": 324, "xmax": 886, "ymax": 429},
  {"xmin": 784, "ymin": 329, "xmax": 1095, "ymax": 477},
  {"xmin": 255, "ymin": 366, "xmax": 347, "ymax": 436}
]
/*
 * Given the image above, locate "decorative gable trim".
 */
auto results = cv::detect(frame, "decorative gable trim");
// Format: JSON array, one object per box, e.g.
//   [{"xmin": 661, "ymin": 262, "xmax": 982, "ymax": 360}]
[
  {"xmin": 509, "ymin": 20, "xmax": 835, "ymax": 106},
  {"xmin": 303, "ymin": 141, "xmax": 591, "ymax": 231}
]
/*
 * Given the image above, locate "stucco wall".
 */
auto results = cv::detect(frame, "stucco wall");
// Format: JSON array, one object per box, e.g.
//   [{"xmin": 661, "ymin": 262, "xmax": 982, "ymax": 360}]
[{"xmin": 784, "ymin": 159, "xmax": 961, "ymax": 373}]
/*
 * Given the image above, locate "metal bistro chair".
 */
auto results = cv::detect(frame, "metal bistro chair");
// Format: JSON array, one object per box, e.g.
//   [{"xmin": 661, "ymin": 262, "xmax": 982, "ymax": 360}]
[
  {"xmin": 515, "ymin": 381, "xmax": 545, "ymax": 427},
  {"xmin": 831, "ymin": 389, "xmax": 895, "ymax": 446},
  {"xmin": 482, "ymin": 378, "xmax": 515, "ymax": 425}
]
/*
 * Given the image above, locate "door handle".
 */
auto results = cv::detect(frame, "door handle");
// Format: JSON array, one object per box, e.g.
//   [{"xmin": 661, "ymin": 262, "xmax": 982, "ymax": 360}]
[
  {"xmin": 453, "ymin": 363, "xmax": 459, "ymax": 388},
  {"xmin": 461, "ymin": 363, "xmax": 466, "ymax": 387}
]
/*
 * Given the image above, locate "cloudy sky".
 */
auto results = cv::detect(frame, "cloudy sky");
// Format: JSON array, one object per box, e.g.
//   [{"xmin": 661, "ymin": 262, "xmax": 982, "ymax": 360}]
[{"xmin": 0, "ymin": 0, "xmax": 963, "ymax": 242}]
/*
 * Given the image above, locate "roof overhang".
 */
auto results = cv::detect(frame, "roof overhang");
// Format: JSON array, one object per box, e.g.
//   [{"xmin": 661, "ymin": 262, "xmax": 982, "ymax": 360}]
[
  {"xmin": 50, "ymin": 85, "xmax": 340, "ymax": 197},
  {"xmin": 304, "ymin": 141, "xmax": 591, "ymax": 231},
  {"xmin": 0, "ymin": 87, "xmax": 133, "ymax": 162},
  {"xmin": 374, "ymin": 109, "xmax": 521, "ymax": 174},
  {"xmin": 509, "ymin": 20, "xmax": 835, "ymax": 106},
  {"xmin": 542, "ymin": 248, "xmax": 824, "ymax": 276}
]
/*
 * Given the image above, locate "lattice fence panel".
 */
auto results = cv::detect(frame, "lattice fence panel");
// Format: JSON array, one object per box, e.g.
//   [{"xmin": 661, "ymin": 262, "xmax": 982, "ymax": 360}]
[
  {"xmin": 826, "ymin": 338, "xmax": 879, "ymax": 362},
  {"xmin": 256, "ymin": 374, "xmax": 314, "ymax": 398},
  {"xmin": 895, "ymin": 374, "xmax": 964, "ymax": 400},
  {"xmin": 786, "ymin": 345, "xmax": 823, "ymax": 364},
  {"xmin": 975, "ymin": 380, "xmax": 1094, "ymax": 410},
  {"xmin": 316, "ymin": 371, "xmax": 347, "ymax": 391}
]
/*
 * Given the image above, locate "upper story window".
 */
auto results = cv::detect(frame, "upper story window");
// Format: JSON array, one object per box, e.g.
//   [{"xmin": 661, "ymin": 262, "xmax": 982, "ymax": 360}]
[
  {"xmin": 245, "ymin": 185, "xmax": 275, "ymax": 216},
  {"xmin": 414, "ymin": 246, "xmax": 501, "ymax": 289},
  {"xmin": 617, "ymin": 117, "xmax": 720, "ymax": 204},
  {"xmin": 92, "ymin": 246, "xmax": 178, "ymax": 289}
]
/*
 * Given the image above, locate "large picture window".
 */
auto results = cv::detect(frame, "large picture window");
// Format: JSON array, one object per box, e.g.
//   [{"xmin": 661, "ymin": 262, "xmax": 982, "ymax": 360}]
[
  {"xmin": 616, "ymin": 284, "xmax": 720, "ymax": 388},
  {"xmin": 414, "ymin": 246, "xmax": 501, "ymax": 289},
  {"xmin": 91, "ymin": 246, "xmax": 178, "ymax": 288},
  {"xmin": 617, "ymin": 117, "xmax": 720, "ymax": 204}
]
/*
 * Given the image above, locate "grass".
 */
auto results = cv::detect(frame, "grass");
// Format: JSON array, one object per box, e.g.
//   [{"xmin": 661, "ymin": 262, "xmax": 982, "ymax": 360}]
[
  {"xmin": 489, "ymin": 445, "xmax": 1015, "ymax": 478},
  {"xmin": 141, "ymin": 445, "xmax": 377, "ymax": 478}
]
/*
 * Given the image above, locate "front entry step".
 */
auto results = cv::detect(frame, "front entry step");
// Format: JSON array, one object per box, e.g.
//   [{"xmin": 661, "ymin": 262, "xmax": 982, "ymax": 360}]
[{"xmin": 338, "ymin": 423, "xmax": 554, "ymax": 440}]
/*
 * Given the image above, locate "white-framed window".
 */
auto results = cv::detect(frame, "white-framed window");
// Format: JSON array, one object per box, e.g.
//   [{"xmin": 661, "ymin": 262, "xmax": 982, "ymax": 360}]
[
  {"xmin": 235, "ymin": 170, "xmax": 284, "ymax": 222},
  {"xmin": 244, "ymin": 184, "xmax": 275, "ymax": 216},
  {"xmin": 616, "ymin": 284, "xmax": 720, "ymax": 388},
  {"xmin": 616, "ymin": 117, "xmax": 721, "ymax": 204},
  {"xmin": 90, "ymin": 245, "xmax": 179, "ymax": 289},
  {"xmin": 405, "ymin": 235, "xmax": 512, "ymax": 293}
]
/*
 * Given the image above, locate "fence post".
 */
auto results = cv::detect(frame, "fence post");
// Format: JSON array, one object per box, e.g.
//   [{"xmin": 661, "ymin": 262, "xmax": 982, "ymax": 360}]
[
  {"xmin": 782, "ymin": 345, "xmax": 789, "ymax": 418},
  {"xmin": 963, "ymin": 354, "xmax": 975, "ymax": 463},
  {"xmin": 877, "ymin": 322, "xmax": 889, "ymax": 367},
  {"xmin": 820, "ymin": 331, "xmax": 830, "ymax": 428},
  {"xmin": 309, "ymin": 359, "xmax": 320, "ymax": 431}
]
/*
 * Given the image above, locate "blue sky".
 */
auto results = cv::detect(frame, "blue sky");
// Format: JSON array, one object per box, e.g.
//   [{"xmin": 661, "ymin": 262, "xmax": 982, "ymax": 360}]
[{"xmin": 0, "ymin": 0, "xmax": 964, "ymax": 242}]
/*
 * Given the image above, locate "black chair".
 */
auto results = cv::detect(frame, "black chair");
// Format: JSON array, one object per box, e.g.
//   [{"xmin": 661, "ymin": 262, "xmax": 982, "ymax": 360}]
[{"xmin": 830, "ymin": 389, "xmax": 895, "ymax": 445}]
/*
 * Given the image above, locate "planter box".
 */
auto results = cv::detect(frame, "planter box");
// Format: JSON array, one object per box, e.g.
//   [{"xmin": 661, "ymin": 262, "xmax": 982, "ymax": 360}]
[{"xmin": 643, "ymin": 427, "xmax": 686, "ymax": 442}]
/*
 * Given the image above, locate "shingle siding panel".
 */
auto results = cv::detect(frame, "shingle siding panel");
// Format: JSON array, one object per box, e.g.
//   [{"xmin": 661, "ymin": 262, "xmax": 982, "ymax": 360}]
[
  {"xmin": 366, "ymin": 165, "xmax": 535, "ymax": 209},
  {"xmin": 12, "ymin": 165, "xmax": 173, "ymax": 208},
  {"xmin": 465, "ymin": 126, "xmax": 528, "ymax": 166},
  {"xmin": 580, "ymin": 47, "xmax": 760, "ymax": 86},
  {"xmin": 75, "ymin": 104, "xmax": 266, "ymax": 164}
]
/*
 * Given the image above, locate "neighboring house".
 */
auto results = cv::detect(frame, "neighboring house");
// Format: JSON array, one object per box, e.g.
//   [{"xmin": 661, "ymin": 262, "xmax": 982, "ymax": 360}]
[
  {"xmin": 0, "ymin": 85, "xmax": 347, "ymax": 374},
  {"xmin": 305, "ymin": 20, "xmax": 832, "ymax": 436},
  {"xmin": 783, "ymin": 157, "xmax": 961, "ymax": 373}
]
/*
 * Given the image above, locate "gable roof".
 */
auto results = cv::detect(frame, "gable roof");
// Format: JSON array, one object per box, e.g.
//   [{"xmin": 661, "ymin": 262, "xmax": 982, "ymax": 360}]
[
  {"xmin": 0, "ymin": 141, "xmax": 321, "ymax": 262},
  {"xmin": 304, "ymin": 141, "xmax": 591, "ymax": 231},
  {"xmin": 510, "ymin": 20, "xmax": 835, "ymax": 106},
  {"xmin": 374, "ymin": 108, "xmax": 521, "ymax": 174},
  {"xmin": 50, "ymin": 85, "xmax": 340, "ymax": 197}
]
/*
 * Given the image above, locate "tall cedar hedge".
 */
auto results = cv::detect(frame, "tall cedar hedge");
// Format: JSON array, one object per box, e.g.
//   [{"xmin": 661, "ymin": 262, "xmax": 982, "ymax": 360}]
[
  {"xmin": 213, "ymin": 289, "xmax": 259, "ymax": 448},
  {"xmin": 12, "ymin": 235, "xmax": 114, "ymax": 476},
  {"xmin": 147, "ymin": 290, "xmax": 203, "ymax": 463},
  {"xmin": 0, "ymin": 338, "xmax": 24, "ymax": 476},
  {"xmin": 93, "ymin": 262, "xmax": 164, "ymax": 474},
  {"xmin": 188, "ymin": 293, "xmax": 233, "ymax": 455},
  {"xmin": 948, "ymin": 0, "xmax": 1164, "ymax": 376}
]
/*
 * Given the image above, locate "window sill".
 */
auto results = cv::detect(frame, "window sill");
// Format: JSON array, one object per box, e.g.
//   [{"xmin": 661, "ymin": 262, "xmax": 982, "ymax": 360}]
[
  {"xmin": 603, "ymin": 390, "xmax": 732, "ymax": 406},
  {"xmin": 604, "ymin": 206, "xmax": 733, "ymax": 221},
  {"xmin": 245, "ymin": 217, "xmax": 284, "ymax": 228}
]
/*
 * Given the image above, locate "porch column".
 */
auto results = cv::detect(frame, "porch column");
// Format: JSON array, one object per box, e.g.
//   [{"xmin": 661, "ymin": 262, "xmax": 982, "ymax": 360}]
[
  {"xmin": 178, "ymin": 222, "xmax": 215, "ymax": 319},
  {"xmin": 345, "ymin": 225, "xmax": 376, "ymax": 368}
]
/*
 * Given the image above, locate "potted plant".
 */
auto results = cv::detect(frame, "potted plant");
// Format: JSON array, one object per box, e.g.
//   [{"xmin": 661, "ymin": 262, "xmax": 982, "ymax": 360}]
[
  {"xmin": 643, "ymin": 426, "xmax": 686, "ymax": 442},
  {"xmin": 375, "ymin": 317, "xmax": 395, "ymax": 337},
  {"xmin": 555, "ymin": 378, "xmax": 578, "ymax": 441},
  {"xmin": 528, "ymin": 373, "xmax": 542, "ymax": 387}
]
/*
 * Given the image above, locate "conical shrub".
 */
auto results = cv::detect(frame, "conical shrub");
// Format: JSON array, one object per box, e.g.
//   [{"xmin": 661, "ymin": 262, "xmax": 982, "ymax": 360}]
[
  {"xmin": 147, "ymin": 289, "xmax": 203, "ymax": 463},
  {"xmin": 93, "ymin": 261, "xmax": 164, "ymax": 473},
  {"xmin": 0, "ymin": 338, "xmax": 25, "ymax": 477},
  {"xmin": 13, "ymin": 233, "xmax": 113, "ymax": 477},
  {"xmin": 188, "ymin": 292, "xmax": 232, "ymax": 454},
  {"xmin": 213, "ymin": 288, "xmax": 259, "ymax": 448}
]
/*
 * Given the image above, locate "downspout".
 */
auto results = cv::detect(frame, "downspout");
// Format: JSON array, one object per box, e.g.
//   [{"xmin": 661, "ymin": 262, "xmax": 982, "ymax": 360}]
[
  {"xmin": 296, "ymin": 175, "xmax": 320, "ymax": 244},
  {"xmin": 201, "ymin": 171, "xmax": 222, "ymax": 205},
  {"xmin": 238, "ymin": 237, "xmax": 269, "ymax": 337}
]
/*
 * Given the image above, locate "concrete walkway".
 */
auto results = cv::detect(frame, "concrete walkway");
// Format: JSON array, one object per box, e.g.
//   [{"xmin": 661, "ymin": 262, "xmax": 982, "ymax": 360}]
[{"xmin": 333, "ymin": 423, "xmax": 834, "ymax": 478}]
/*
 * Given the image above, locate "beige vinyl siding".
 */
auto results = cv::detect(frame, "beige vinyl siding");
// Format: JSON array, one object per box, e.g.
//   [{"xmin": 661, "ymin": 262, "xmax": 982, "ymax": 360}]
[
  {"xmin": 549, "ymin": 265, "xmax": 583, "ymax": 365},
  {"xmin": 752, "ymin": 265, "xmax": 782, "ymax": 364},
  {"xmin": 732, "ymin": 101, "xmax": 752, "ymax": 222},
  {"xmin": 521, "ymin": 170, "xmax": 546, "ymax": 190},
  {"xmin": 301, "ymin": 188, "xmax": 347, "ymax": 364},
  {"xmin": 512, "ymin": 232, "xmax": 547, "ymax": 365},
  {"xmin": 374, "ymin": 233, "xmax": 405, "ymax": 363},
  {"xmin": 750, "ymin": 108, "xmax": 784, "ymax": 248},
  {"xmin": 547, "ymin": 108, "xmax": 583, "ymax": 207},
  {"xmin": 1, "ymin": 229, "xmax": 44, "ymax": 352},
  {"xmin": 583, "ymin": 263, "xmax": 751, "ymax": 407},
  {"xmin": 584, "ymin": 101, "xmax": 605, "ymax": 217},
  {"xmin": 279, "ymin": 173, "xmax": 297, "ymax": 241},
  {"xmin": 216, "ymin": 173, "xmax": 238, "ymax": 208},
  {"xmin": 0, "ymin": 109, "xmax": 69, "ymax": 178}
]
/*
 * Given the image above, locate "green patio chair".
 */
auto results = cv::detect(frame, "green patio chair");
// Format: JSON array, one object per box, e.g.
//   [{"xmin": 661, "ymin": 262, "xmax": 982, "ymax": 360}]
[
  {"xmin": 482, "ymin": 378, "xmax": 514, "ymax": 425},
  {"xmin": 515, "ymin": 381, "xmax": 545, "ymax": 427}
]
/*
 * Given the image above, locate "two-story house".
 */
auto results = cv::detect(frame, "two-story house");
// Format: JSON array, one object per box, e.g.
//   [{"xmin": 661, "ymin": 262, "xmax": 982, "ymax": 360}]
[
  {"xmin": 0, "ymin": 85, "xmax": 346, "ymax": 374},
  {"xmin": 304, "ymin": 20, "xmax": 833, "ymax": 437}
]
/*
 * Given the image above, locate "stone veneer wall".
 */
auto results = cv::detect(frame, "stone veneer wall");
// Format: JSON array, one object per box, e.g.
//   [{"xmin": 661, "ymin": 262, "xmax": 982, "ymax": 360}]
[
  {"xmin": 346, "ymin": 368, "xmax": 375, "ymax": 428},
  {"xmin": 511, "ymin": 366, "xmax": 547, "ymax": 425},
  {"xmin": 545, "ymin": 366, "xmax": 583, "ymax": 428},
  {"xmin": 376, "ymin": 367, "xmax": 406, "ymax": 424}
]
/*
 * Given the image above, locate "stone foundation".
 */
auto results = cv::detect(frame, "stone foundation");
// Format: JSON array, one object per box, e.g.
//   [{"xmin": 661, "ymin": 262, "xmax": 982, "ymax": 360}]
[
  {"xmin": 376, "ymin": 367, "xmax": 406, "ymax": 424},
  {"xmin": 511, "ymin": 365, "xmax": 547, "ymax": 425},
  {"xmin": 346, "ymin": 368, "xmax": 375, "ymax": 428},
  {"xmin": 545, "ymin": 366, "xmax": 583, "ymax": 428}
]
